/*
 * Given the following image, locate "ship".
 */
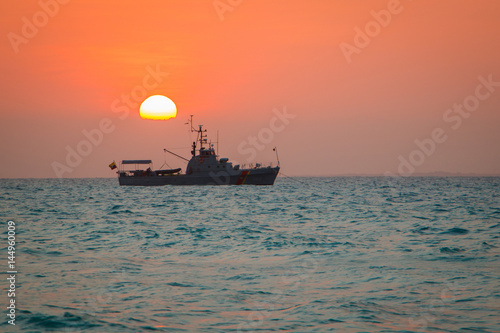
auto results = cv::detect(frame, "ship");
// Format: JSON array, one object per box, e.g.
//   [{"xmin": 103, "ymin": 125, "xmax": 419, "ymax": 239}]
[{"xmin": 116, "ymin": 116, "xmax": 280, "ymax": 186}]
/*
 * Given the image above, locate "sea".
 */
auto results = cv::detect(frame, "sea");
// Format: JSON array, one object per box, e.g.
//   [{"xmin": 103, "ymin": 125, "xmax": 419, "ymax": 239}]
[{"xmin": 0, "ymin": 177, "xmax": 499, "ymax": 332}]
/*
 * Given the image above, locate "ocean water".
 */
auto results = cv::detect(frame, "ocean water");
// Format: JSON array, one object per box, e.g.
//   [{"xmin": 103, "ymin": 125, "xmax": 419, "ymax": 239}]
[{"xmin": 1, "ymin": 177, "xmax": 499, "ymax": 332}]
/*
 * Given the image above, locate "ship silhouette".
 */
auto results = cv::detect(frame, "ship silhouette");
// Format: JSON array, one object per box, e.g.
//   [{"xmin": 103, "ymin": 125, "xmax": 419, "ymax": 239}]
[{"xmin": 116, "ymin": 116, "xmax": 280, "ymax": 186}]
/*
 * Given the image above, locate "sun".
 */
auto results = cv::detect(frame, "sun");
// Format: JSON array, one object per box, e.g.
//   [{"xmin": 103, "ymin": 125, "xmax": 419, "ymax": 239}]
[{"xmin": 139, "ymin": 95, "xmax": 177, "ymax": 120}]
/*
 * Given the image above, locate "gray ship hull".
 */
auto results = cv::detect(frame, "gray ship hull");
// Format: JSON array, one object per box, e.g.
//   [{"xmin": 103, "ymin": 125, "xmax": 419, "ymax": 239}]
[{"xmin": 118, "ymin": 167, "xmax": 279, "ymax": 186}]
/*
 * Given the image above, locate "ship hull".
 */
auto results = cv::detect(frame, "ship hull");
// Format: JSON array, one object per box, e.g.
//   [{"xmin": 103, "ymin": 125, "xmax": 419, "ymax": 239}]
[{"xmin": 118, "ymin": 167, "xmax": 279, "ymax": 186}]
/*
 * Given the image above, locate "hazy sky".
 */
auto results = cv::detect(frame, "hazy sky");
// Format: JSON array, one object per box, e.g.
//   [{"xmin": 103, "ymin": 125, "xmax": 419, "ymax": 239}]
[{"xmin": 1, "ymin": 0, "xmax": 499, "ymax": 178}]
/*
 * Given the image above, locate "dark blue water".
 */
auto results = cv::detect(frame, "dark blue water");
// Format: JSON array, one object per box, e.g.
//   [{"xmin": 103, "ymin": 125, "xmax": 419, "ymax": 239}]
[{"xmin": 1, "ymin": 177, "xmax": 499, "ymax": 332}]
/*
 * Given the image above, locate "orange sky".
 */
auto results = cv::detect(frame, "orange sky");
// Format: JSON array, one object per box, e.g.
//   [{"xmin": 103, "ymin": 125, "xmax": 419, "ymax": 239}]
[{"xmin": 1, "ymin": 0, "xmax": 499, "ymax": 177}]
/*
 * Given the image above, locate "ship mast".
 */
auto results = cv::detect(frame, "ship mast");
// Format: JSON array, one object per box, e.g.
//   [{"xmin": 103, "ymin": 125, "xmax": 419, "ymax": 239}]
[{"xmin": 187, "ymin": 115, "xmax": 208, "ymax": 156}]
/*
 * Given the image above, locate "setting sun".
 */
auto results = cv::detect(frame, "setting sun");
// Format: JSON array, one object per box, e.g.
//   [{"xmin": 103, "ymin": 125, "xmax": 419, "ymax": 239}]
[{"xmin": 139, "ymin": 95, "xmax": 177, "ymax": 120}]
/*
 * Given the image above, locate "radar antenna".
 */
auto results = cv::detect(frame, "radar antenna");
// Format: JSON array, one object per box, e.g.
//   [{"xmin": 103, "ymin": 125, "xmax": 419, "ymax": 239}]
[{"xmin": 186, "ymin": 115, "xmax": 208, "ymax": 155}]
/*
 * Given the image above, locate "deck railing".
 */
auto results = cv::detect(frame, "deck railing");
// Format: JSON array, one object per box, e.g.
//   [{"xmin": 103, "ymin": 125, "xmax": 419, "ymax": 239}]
[{"xmin": 239, "ymin": 162, "xmax": 277, "ymax": 169}]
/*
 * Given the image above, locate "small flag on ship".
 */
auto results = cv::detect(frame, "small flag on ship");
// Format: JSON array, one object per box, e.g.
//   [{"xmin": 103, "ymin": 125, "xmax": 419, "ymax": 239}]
[{"xmin": 109, "ymin": 161, "xmax": 117, "ymax": 170}]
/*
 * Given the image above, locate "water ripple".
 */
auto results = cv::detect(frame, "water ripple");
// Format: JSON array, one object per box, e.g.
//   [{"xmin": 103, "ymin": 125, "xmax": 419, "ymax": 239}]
[{"xmin": 0, "ymin": 177, "xmax": 498, "ymax": 332}]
